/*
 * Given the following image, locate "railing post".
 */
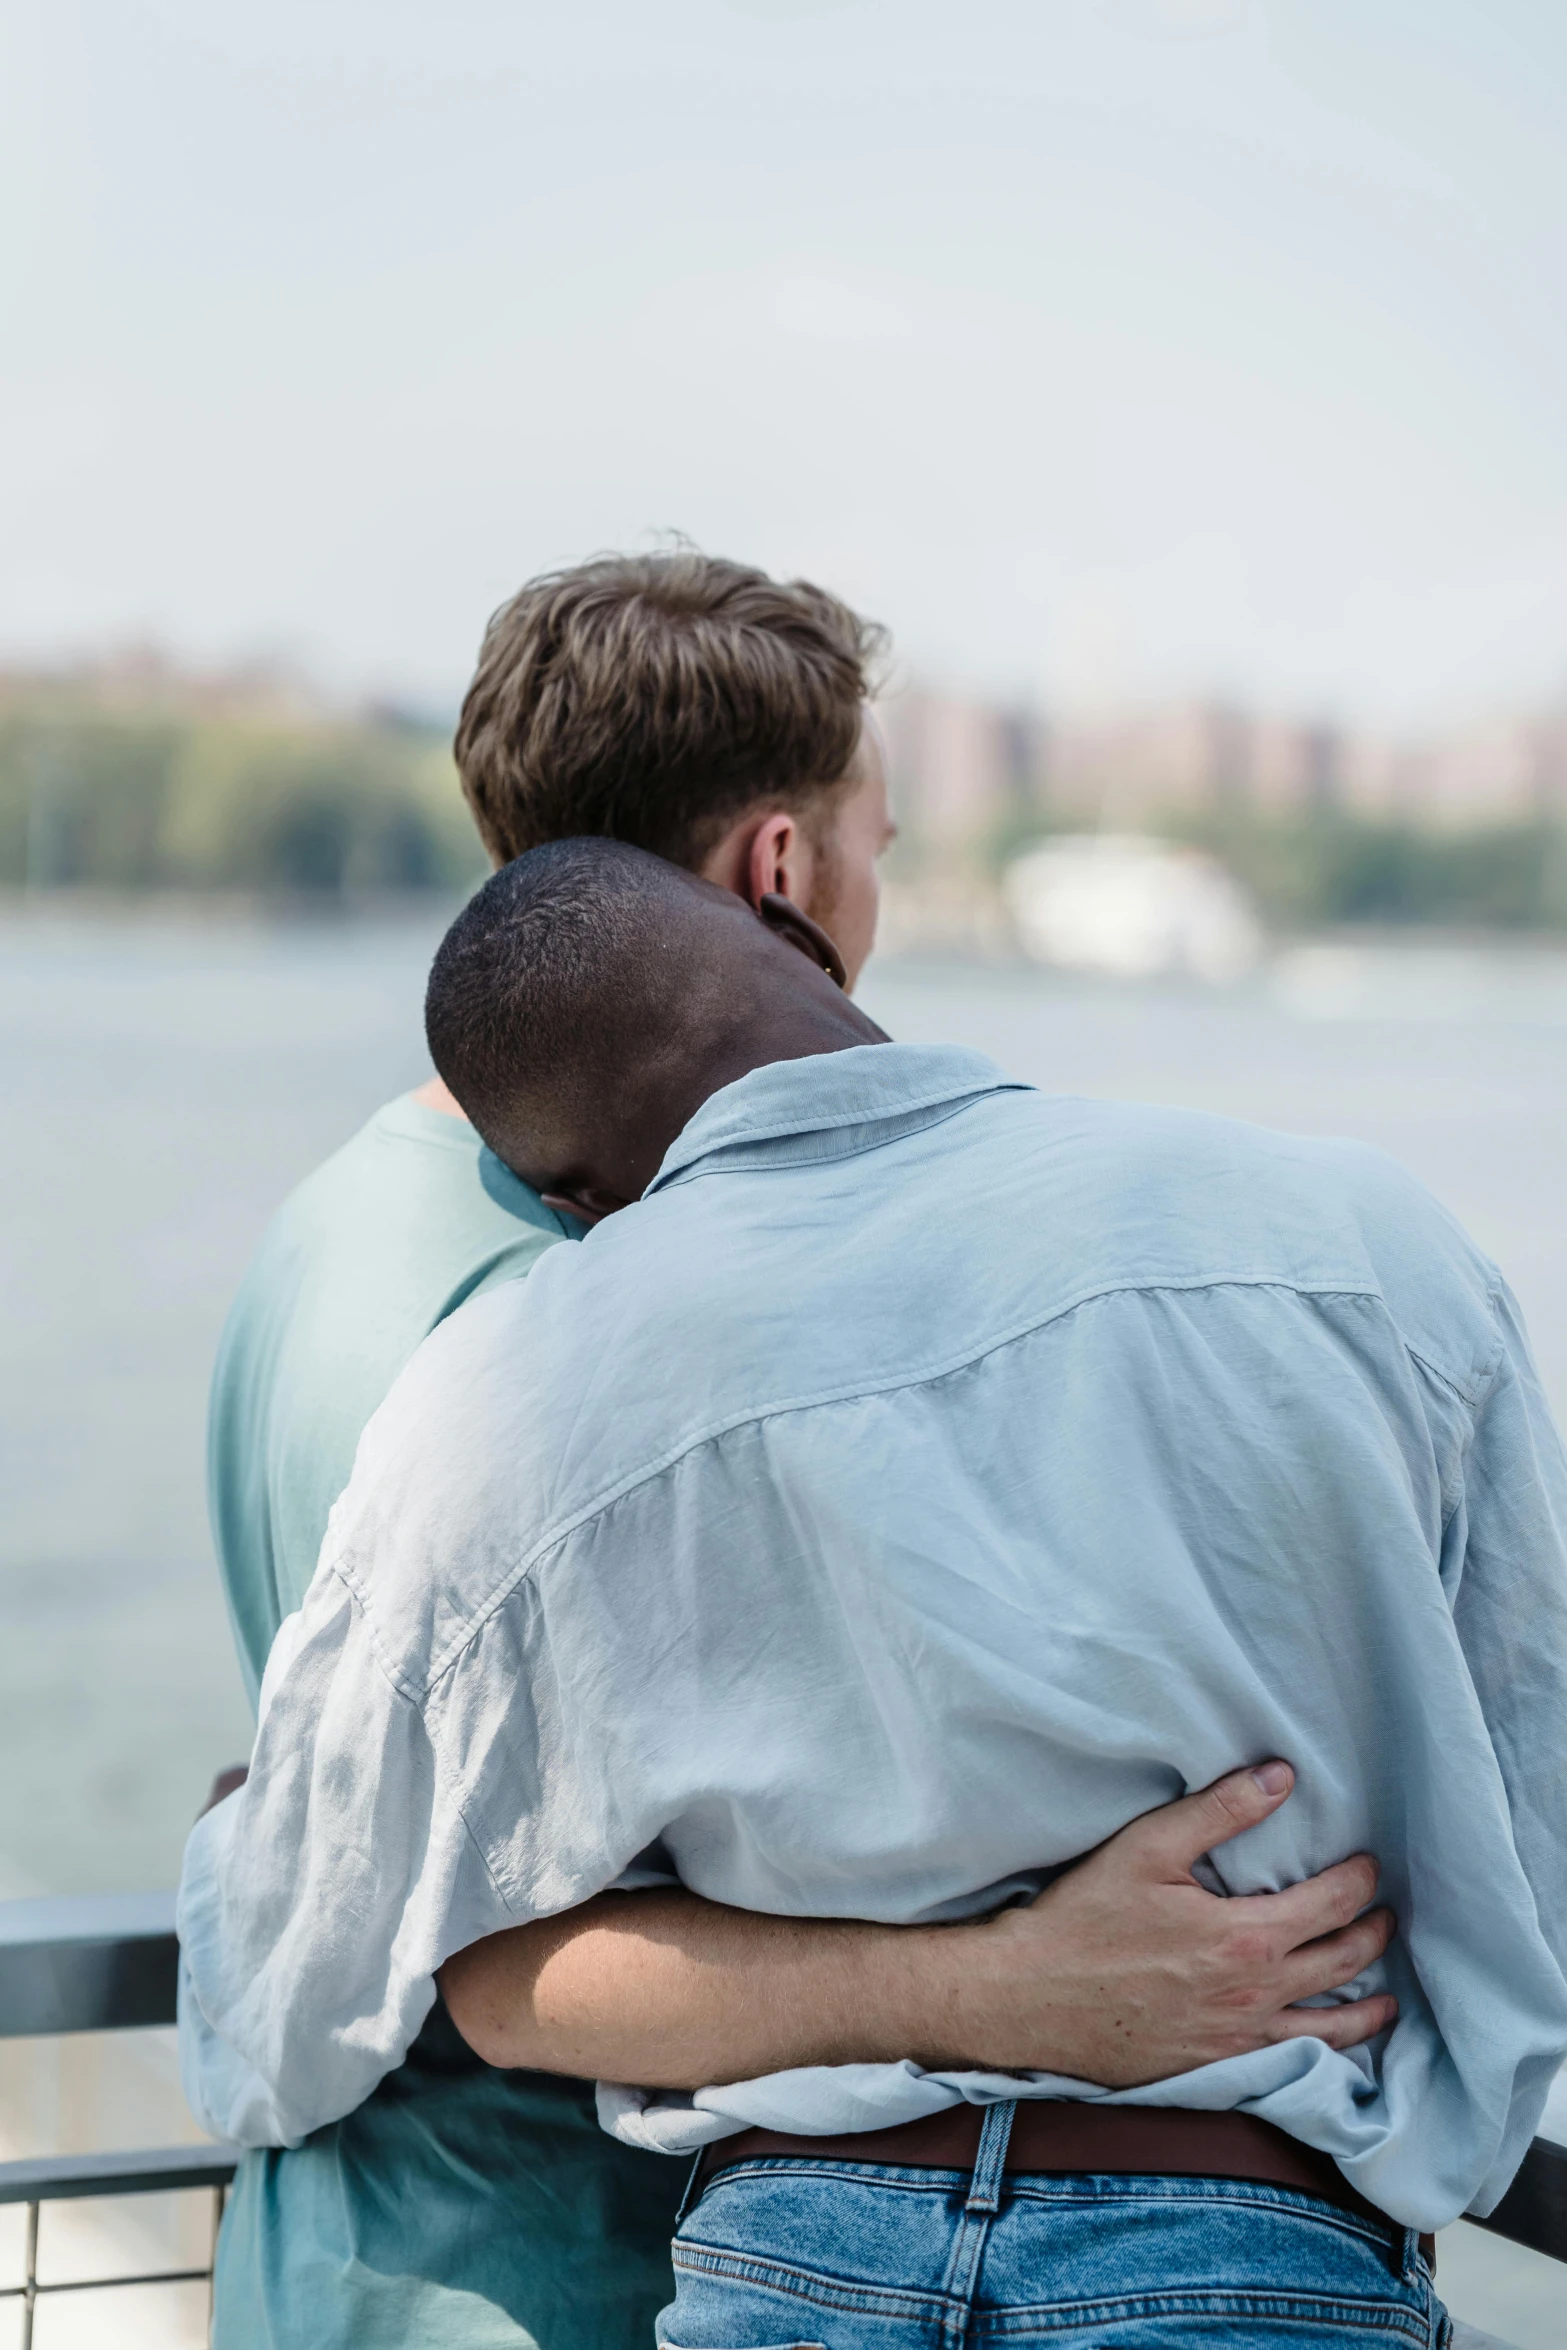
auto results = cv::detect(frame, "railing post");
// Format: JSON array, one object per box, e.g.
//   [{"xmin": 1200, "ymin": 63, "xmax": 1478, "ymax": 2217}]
[
  {"xmin": 21, "ymin": 2197, "xmax": 38, "ymax": 2350},
  {"xmin": 209, "ymin": 2180, "xmax": 227, "ymax": 2344}
]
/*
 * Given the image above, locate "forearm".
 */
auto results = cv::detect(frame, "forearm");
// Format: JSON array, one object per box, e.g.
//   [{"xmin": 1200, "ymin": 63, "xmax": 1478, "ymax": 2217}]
[
  {"xmin": 439, "ymin": 1769, "xmax": 1400, "ymax": 2091},
  {"xmin": 440, "ymin": 1888, "xmax": 984, "ymax": 2086}
]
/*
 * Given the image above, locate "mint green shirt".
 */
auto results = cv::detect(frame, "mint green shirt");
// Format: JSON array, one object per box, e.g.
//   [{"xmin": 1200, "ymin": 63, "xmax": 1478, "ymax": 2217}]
[
  {"xmin": 206, "ymin": 1093, "xmax": 683, "ymax": 2349},
  {"xmin": 210, "ymin": 1094, "xmax": 571, "ymax": 1704}
]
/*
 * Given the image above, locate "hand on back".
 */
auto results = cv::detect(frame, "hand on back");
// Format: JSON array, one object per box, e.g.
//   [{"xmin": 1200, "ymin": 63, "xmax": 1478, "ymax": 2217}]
[{"xmin": 949, "ymin": 1762, "xmax": 1396, "ymax": 2087}]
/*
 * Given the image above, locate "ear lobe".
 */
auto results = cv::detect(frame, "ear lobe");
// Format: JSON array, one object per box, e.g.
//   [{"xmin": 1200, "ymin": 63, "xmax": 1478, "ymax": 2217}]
[{"xmin": 757, "ymin": 892, "xmax": 848, "ymax": 989}]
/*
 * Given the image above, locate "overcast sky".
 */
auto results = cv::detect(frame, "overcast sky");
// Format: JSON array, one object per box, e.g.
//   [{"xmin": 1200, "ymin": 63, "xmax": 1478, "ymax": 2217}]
[{"xmin": 3, "ymin": 0, "xmax": 1566, "ymax": 722}]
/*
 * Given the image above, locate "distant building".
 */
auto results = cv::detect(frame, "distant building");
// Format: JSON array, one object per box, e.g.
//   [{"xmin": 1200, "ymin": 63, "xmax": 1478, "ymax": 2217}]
[
  {"xmin": 878, "ymin": 681, "xmax": 1567, "ymax": 855},
  {"xmin": 1043, "ymin": 703, "xmax": 1252, "ymax": 826},
  {"xmin": 874, "ymin": 689, "xmax": 1046, "ymax": 853},
  {"xmin": 0, "ymin": 646, "xmax": 327, "ymax": 726},
  {"xmin": 1336, "ymin": 712, "xmax": 1567, "ymax": 827}
]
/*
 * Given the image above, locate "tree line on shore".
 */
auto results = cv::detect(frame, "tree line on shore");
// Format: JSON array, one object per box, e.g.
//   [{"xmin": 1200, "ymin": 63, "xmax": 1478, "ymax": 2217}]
[
  {"xmin": 3, "ymin": 693, "xmax": 1567, "ymax": 930},
  {"xmin": 1170, "ymin": 806, "xmax": 1567, "ymax": 932},
  {"xmin": 0, "ymin": 696, "xmax": 482, "ymax": 900}
]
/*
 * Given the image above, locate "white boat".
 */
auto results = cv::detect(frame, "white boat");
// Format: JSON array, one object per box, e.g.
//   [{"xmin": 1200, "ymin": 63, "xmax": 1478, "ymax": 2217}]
[{"xmin": 1004, "ymin": 833, "xmax": 1262, "ymax": 984}]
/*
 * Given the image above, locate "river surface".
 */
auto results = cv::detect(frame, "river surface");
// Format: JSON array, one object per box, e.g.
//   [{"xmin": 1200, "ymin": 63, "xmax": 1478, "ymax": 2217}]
[{"xmin": 2, "ymin": 902, "xmax": 1565, "ymax": 1898}]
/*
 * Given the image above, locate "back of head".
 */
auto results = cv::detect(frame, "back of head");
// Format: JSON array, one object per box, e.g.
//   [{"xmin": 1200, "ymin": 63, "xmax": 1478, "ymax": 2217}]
[
  {"xmin": 426, "ymin": 838, "xmax": 824, "ymax": 1201},
  {"xmin": 454, "ymin": 549, "xmax": 887, "ymax": 869}
]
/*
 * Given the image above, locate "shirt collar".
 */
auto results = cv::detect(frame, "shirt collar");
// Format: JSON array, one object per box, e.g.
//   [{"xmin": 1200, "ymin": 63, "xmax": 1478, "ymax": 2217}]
[{"xmin": 648, "ymin": 1043, "xmax": 1030, "ymax": 1194}]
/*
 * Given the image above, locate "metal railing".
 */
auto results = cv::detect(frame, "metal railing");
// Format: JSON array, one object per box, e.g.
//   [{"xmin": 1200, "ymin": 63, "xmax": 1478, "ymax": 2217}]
[
  {"xmin": 0, "ymin": 1893, "xmax": 1564, "ymax": 2344},
  {"xmin": 0, "ymin": 1894, "xmax": 238, "ymax": 2346},
  {"xmin": 1474, "ymin": 2127, "xmax": 1567, "ymax": 2265}
]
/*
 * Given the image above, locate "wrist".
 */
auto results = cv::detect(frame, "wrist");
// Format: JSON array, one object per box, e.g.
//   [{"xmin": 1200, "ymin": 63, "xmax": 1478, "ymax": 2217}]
[{"xmin": 856, "ymin": 1909, "xmax": 1043, "ymax": 2074}]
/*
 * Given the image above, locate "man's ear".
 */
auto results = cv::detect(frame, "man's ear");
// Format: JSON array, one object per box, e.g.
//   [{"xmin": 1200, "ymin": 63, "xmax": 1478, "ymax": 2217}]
[
  {"xmin": 539, "ymin": 1185, "xmax": 633, "ymax": 1228},
  {"xmin": 743, "ymin": 812, "xmax": 800, "ymax": 907},
  {"xmin": 758, "ymin": 892, "xmax": 848, "ymax": 989}
]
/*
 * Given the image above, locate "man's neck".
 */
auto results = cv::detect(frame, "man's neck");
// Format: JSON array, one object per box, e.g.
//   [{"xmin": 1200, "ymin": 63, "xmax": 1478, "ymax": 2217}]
[
  {"xmin": 686, "ymin": 997, "xmax": 888, "ymax": 1116},
  {"xmin": 412, "ymin": 1075, "xmax": 470, "ymax": 1123},
  {"xmin": 584, "ymin": 998, "xmax": 890, "ymax": 1212}
]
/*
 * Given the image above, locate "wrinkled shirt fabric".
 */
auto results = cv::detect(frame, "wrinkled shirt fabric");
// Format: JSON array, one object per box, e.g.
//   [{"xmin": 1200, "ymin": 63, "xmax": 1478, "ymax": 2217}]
[{"xmin": 178, "ymin": 1044, "xmax": 1567, "ymax": 2234}]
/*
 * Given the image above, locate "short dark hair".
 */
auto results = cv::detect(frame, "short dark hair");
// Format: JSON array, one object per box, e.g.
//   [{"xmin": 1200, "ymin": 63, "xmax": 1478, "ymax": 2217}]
[
  {"xmin": 425, "ymin": 837, "xmax": 725, "ymax": 1174},
  {"xmin": 454, "ymin": 549, "xmax": 887, "ymax": 869}
]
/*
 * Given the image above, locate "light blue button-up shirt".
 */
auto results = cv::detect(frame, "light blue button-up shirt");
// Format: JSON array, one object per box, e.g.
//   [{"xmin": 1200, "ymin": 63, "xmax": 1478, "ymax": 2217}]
[{"xmin": 178, "ymin": 1044, "xmax": 1567, "ymax": 2231}]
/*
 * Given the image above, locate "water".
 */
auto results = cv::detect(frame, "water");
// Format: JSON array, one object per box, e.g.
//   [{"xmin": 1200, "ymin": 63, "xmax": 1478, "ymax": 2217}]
[
  {"xmin": 1, "ymin": 904, "xmax": 1565, "ymax": 2344},
  {"xmin": 0, "ymin": 905, "xmax": 450, "ymax": 1899}
]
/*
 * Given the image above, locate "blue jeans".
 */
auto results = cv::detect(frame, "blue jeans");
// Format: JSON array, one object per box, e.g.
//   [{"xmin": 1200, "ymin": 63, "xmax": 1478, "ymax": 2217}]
[{"xmin": 660, "ymin": 2102, "xmax": 1452, "ymax": 2348}]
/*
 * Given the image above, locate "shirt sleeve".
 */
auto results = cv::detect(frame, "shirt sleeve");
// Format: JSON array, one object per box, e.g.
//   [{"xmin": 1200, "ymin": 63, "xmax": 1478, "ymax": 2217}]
[
  {"xmin": 1444, "ymin": 1278, "xmax": 1567, "ymax": 2204},
  {"xmin": 176, "ymin": 1562, "xmax": 517, "ymax": 2148}
]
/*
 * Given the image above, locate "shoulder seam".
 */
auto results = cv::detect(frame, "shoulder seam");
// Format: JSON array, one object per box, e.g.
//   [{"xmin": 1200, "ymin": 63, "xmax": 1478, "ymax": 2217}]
[
  {"xmin": 413, "ymin": 1272, "xmax": 1385, "ymax": 1692},
  {"xmin": 323, "ymin": 1558, "xmax": 428, "ymax": 1709},
  {"xmin": 1403, "ymin": 1339, "xmax": 1492, "ymax": 1409},
  {"xmin": 1405, "ymin": 1269, "xmax": 1508, "ymax": 1409}
]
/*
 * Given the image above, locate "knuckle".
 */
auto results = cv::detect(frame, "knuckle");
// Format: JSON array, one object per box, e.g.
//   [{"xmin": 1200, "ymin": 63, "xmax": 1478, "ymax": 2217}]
[
  {"xmin": 1219, "ymin": 1927, "xmax": 1275, "ymax": 1974},
  {"xmin": 1197, "ymin": 1785, "xmax": 1245, "ymax": 1834},
  {"xmin": 1206, "ymin": 1771, "xmax": 1263, "ymax": 1825},
  {"xmin": 1275, "ymin": 2007, "xmax": 1333, "ymax": 2046},
  {"xmin": 1227, "ymin": 1984, "xmax": 1273, "ymax": 2020}
]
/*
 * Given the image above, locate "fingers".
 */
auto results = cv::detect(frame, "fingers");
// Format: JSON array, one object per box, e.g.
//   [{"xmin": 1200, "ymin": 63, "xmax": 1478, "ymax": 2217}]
[
  {"xmin": 1255, "ymin": 1854, "xmax": 1381, "ymax": 1946},
  {"xmin": 1268, "ymin": 1992, "xmax": 1398, "ymax": 2053},
  {"xmin": 1278, "ymin": 1907, "xmax": 1395, "ymax": 2004},
  {"xmin": 1113, "ymin": 1762, "xmax": 1295, "ymax": 1878}
]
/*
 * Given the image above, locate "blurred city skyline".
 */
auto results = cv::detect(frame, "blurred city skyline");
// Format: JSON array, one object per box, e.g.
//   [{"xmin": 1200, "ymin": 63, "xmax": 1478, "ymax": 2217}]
[
  {"xmin": 7, "ymin": 639, "xmax": 1565, "ymax": 835},
  {"xmin": 4, "ymin": 2, "xmax": 1567, "ymax": 725}
]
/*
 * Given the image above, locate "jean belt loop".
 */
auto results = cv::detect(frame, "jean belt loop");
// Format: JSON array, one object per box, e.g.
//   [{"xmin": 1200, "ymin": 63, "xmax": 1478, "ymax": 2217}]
[
  {"xmin": 965, "ymin": 2097, "xmax": 1018, "ymax": 2214},
  {"xmin": 674, "ymin": 2147, "xmax": 709, "ymax": 2229},
  {"xmin": 1397, "ymin": 2223, "xmax": 1421, "ymax": 2285}
]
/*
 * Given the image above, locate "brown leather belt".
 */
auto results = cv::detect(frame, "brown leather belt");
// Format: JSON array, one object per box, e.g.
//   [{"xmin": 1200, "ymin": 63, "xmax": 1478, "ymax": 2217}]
[{"xmin": 696, "ymin": 2103, "xmax": 1433, "ymax": 2266}]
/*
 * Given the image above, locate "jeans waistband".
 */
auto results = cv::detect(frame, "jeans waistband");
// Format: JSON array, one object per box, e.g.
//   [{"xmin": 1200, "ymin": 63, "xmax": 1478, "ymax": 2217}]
[{"xmin": 689, "ymin": 2099, "xmax": 1434, "ymax": 2271}]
